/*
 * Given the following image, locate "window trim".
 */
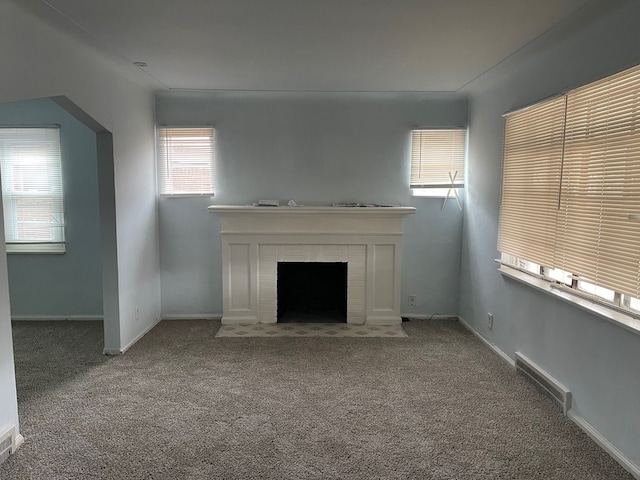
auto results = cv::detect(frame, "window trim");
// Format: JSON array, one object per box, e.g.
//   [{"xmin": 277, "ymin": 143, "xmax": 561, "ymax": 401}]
[
  {"xmin": 6, "ymin": 242, "xmax": 65, "ymax": 254},
  {"xmin": 156, "ymin": 125, "xmax": 215, "ymax": 197},
  {"xmin": 409, "ymin": 128, "xmax": 467, "ymax": 196},
  {"xmin": 0, "ymin": 125, "xmax": 66, "ymax": 254}
]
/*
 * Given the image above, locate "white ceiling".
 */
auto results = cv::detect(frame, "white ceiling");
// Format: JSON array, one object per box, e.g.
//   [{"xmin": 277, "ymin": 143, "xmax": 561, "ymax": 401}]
[{"xmin": 16, "ymin": 0, "xmax": 595, "ymax": 92}]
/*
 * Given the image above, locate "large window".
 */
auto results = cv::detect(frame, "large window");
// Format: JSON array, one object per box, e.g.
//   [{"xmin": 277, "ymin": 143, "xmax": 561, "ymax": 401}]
[
  {"xmin": 499, "ymin": 64, "xmax": 640, "ymax": 316},
  {"xmin": 0, "ymin": 127, "xmax": 65, "ymax": 253},
  {"xmin": 157, "ymin": 126, "xmax": 215, "ymax": 196},
  {"xmin": 410, "ymin": 129, "xmax": 467, "ymax": 197}
]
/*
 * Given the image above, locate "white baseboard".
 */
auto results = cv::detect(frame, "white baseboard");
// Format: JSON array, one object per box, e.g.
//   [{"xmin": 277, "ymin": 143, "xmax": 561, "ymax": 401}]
[
  {"xmin": 15, "ymin": 434, "xmax": 24, "ymax": 452},
  {"xmin": 103, "ymin": 316, "xmax": 162, "ymax": 356},
  {"xmin": 457, "ymin": 316, "xmax": 516, "ymax": 367},
  {"xmin": 12, "ymin": 315, "xmax": 103, "ymax": 321},
  {"xmin": 401, "ymin": 313, "xmax": 458, "ymax": 320},
  {"xmin": 160, "ymin": 313, "xmax": 222, "ymax": 320},
  {"xmin": 568, "ymin": 412, "xmax": 640, "ymax": 479}
]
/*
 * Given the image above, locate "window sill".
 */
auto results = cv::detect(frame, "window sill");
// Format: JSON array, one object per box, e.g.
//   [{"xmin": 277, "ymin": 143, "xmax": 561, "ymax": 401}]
[
  {"xmin": 6, "ymin": 243, "xmax": 65, "ymax": 254},
  {"xmin": 499, "ymin": 265, "xmax": 640, "ymax": 336},
  {"xmin": 412, "ymin": 187, "xmax": 462, "ymax": 198},
  {"xmin": 160, "ymin": 193, "xmax": 215, "ymax": 198}
]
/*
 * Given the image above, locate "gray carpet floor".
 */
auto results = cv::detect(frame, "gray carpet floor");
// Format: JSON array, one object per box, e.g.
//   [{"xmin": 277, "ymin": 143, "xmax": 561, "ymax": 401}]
[{"xmin": 0, "ymin": 319, "xmax": 632, "ymax": 480}]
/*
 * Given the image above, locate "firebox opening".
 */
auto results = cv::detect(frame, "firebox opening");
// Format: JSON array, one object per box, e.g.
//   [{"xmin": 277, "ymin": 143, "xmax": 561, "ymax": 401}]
[{"xmin": 277, "ymin": 262, "xmax": 347, "ymax": 323}]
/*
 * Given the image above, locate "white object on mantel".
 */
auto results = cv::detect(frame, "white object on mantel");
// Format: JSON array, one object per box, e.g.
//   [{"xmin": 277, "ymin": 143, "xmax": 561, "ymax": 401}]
[{"xmin": 208, "ymin": 205, "xmax": 416, "ymax": 326}]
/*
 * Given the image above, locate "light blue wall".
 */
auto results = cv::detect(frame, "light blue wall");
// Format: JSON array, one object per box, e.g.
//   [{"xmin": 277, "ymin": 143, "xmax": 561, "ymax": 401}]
[
  {"xmin": 156, "ymin": 92, "xmax": 467, "ymax": 317},
  {"xmin": 0, "ymin": 98, "xmax": 102, "ymax": 316},
  {"xmin": 460, "ymin": 0, "xmax": 640, "ymax": 469}
]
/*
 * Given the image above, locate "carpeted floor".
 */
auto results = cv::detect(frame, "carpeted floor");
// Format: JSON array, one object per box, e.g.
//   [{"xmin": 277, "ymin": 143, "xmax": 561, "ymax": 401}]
[{"xmin": 0, "ymin": 319, "xmax": 632, "ymax": 480}]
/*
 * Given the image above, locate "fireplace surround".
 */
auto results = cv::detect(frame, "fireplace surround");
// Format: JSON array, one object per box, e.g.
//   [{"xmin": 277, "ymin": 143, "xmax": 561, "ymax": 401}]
[{"xmin": 208, "ymin": 206, "xmax": 416, "ymax": 325}]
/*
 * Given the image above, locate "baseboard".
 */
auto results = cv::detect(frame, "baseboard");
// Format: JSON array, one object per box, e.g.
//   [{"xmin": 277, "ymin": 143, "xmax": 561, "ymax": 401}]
[
  {"xmin": 160, "ymin": 313, "xmax": 222, "ymax": 320},
  {"xmin": 0, "ymin": 427, "xmax": 22, "ymax": 465},
  {"xmin": 457, "ymin": 316, "xmax": 516, "ymax": 367},
  {"xmin": 15, "ymin": 434, "xmax": 24, "ymax": 451},
  {"xmin": 12, "ymin": 315, "xmax": 103, "ymax": 321},
  {"xmin": 103, "ymin": 316, "xmax": 162, "ymax": 356},
  {"xmin": 402, "ymin": 313, "xmax": 458, "ymax": 320},
  {"xmin": 568, "ymin": 411, "xmax": 640, "ymax": 479}
]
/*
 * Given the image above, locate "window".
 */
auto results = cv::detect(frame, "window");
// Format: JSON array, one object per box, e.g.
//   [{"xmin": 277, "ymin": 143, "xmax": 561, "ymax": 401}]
[
  {"xmin": 157, "ymin": 127, "xmax": 215, "ymax": 196},
  {"xmin": 0, "ymin": 127, "xmax": 65, "ymax": 254},
  {"xmin": 499, "ymin": 64, "xmax": 640, "ymax": 317},
  {"xmin": 410, "ymin": 129, "xmax": 467, "ymax": 197}
]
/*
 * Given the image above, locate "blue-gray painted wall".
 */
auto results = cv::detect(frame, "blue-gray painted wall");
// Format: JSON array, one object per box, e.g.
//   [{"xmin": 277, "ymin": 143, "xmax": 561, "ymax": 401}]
[
  {"xmin": 156, "ymin": 92, "xmax": 467, "ymax": 317},
  {"xmin": 460, "ymin": 0, "xmax": 640, "ymax": 468},
  {"xmin": 0, "ymin": 98, "xmax": 102, "ymax": 316}
]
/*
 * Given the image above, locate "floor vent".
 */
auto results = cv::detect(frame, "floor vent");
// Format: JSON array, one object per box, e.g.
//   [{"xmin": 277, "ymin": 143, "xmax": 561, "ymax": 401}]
[
  {"xmin": 0, "ymin": 426, "xmax": 15, "ymax": 465},
  {"xmin": 515, "ymin": 352, "xmax": 572, "ymax": 416}
]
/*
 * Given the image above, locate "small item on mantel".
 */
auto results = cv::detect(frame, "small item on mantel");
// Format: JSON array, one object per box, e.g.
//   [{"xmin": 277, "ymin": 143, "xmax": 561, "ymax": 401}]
[
  {"xmin": 332, "ymin": 202, "xmax": 400, "ymax": 208},
  {"xmin": 254, "ymin": 199, "xmax": 279, "ymax": 207},
  {"xmin": 287, "ymin": 200, "xmax": 298, "ymax": 207}
]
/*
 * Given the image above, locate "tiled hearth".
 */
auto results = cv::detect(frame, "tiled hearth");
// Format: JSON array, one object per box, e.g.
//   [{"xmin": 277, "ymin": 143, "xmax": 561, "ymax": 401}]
[
  {"xmin": 215, "ymin": 322, "xmax": 408, "ymax": 338},
  {"xmin": 208, "ymin": 206, "xmax": 415, "ymax": 325}
]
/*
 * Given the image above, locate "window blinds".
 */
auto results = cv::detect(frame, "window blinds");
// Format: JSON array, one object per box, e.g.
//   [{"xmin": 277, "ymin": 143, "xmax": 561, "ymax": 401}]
[
  {"xmin": 0, "ymin": 127, "xmax": 64, "ymax": 245},
  {"xmin": 498, "ymin": 97, "xmax": 566, "ymax": 268},
  {"xmin": 557, "ymin": 66, "xmax": 640, "ymax": 298},
  {"xmin": 157, "ymin": 127, "xmax": 215, "ymax": 196},
  {"xmin": 499, "ymin": 63, "xmax": 640, "ymax": 299},
  {"xmin": 410, "ymin": 129, "xmax": 466, "ymax": 188}
]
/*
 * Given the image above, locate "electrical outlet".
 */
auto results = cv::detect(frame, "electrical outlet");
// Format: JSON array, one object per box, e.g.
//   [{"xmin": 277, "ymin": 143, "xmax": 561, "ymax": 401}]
[
  {"xmin": 135, "ymin": 305, "xmax": 140, "ymax": 321},
  {"xmin": 408, "ymin": 295, "xmax": 417, "ymax": 307},
  {"xmin": 487, "ymin": 312, "xmax": 494, "ymax": 329}
]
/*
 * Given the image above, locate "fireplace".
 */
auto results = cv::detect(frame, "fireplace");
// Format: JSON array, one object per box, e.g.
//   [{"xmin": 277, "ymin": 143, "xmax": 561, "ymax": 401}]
[
  {"xmin": 277, "ymin": 262, "xmax": 348, "ymax": 323},
  {"xmin": 208, "ymin": 205, "xmax": 416, "ymax": 325}
]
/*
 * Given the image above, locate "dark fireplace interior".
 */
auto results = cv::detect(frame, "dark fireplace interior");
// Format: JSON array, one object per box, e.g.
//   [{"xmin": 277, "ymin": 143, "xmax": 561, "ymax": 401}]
[{"xmin": 277, "ymin": 262, "xmax": 347, "ymax": 323}]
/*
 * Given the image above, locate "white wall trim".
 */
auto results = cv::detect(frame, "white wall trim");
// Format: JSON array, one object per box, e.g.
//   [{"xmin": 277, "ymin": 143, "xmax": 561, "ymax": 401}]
[
  {"xmin": 459, "ymin": 315, "xmax": 640, "ymax": 478},
  {"xmin": 161, "ymin": 313, "xmax": 222, "ymax": 320},
  {"xmin": 402, "ymin": 313, "xmax": 458, "ymax": 320},
  {"xmin": 15, "ymin": 434, "xmax": 24, "ymax": 452},
  {"xmin": 12, "ymin": 315, "xmax": 103, "ymax": 321},
  {"xmin": 103, "ymin": 316, "xmax": 161, "ymax": 355},
  {"xmin": 457, "ymin": 316, "xmax": 516, "ymax": 367},
  {"xmin": 567, "ymin": 412, "xmax": 640, "ymax": 479}
]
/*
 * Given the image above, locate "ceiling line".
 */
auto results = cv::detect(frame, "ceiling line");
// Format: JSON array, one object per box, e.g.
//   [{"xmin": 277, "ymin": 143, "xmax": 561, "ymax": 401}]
[
  {"xmin": 38, "ymin": 0, "xmax": 169, "ymax": 89},
  {"xmin": 456, "ymin": 0, "xmax": 599, "ymax": 92}
]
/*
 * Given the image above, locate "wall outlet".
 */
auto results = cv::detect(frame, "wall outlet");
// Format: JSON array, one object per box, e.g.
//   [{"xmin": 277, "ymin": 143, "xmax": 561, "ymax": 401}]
[
  {"xmin": 135, "ymin": 305, "xmax": 140, "ymax": 321},
  {"xmin": 408, "ymin": 295, "xmax": 417, "ymax": 307},
  {"xmin": 487, "ymin": 312, "xmax": 494, "ymax": 329}
]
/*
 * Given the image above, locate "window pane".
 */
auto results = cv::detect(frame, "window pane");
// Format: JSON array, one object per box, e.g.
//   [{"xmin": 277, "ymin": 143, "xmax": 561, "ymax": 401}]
[
  {"xmin": 0, "ymin": 127, "xmax": 64, "ymax": 245},
  {"xmin": 157, "ymin": 127, "xmax": 215, "ymax": 195},
  {"xmin": 577, "ymin": 280, "xmax": 615, "ymax": 302},
  {"xmin": 544, "ymin": 267, "xmax": 572, "ymax": 285}
]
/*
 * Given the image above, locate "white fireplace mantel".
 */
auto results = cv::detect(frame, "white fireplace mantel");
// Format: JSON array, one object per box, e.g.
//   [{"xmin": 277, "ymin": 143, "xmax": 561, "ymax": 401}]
[{"xmin": 208, "ymin": 205, "xmax": 416, "ymax": 325}]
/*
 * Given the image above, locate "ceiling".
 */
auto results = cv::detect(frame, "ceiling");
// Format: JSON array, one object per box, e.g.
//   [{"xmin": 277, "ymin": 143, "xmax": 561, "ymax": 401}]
[{"xmin": 16, "ymin": 0, "xmax": 595, "ymax": 92}]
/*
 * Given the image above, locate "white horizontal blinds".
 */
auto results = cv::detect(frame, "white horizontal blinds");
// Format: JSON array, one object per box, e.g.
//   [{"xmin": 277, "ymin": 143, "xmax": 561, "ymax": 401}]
[
  {"xmin": 0, "ymin": 127, "xmax": 64, "ymax": 244},
  {"xmin": 158, "ymin": 127, "xmax": 215, "ymax": 195},
  {"xmin": 410, "ymin": 129, "xmax": 466, "ymax": 188},
  {"xmin": 498, "ymin": 96, "xmax": 566, "ymax": 267},
  {"xmin": 557, "ymin": 64, "xmax": 640, "ymax": 298}
]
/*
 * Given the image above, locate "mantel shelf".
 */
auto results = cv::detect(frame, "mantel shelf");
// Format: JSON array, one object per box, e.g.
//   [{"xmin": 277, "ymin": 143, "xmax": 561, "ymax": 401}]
[{"xmin": 208, "ymin": 205, "xmax": 416, "ymax": 216}]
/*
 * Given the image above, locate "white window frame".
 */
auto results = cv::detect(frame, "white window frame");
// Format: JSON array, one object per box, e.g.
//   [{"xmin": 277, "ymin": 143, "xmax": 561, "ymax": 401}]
[
  {"xmin": 0, "ymin": 126, "xmax": 65, "ymax": 254},
  {"xmin": 410, "ymin": 128, "xmax": 467, "ymax": 198},
  {"xmin": 157, "ymin": 126, "xmax": 215, "ymax": 197}
]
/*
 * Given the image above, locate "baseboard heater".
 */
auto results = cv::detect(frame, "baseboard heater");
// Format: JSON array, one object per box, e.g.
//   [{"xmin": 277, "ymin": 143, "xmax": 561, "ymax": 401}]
[
  {"xmin": 0, "ymin": 426, "xmax": 16, "ymax": 465},
  {"xmin": 515, "ymin": 352, "xmax": 572, "ymax": 416}
]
